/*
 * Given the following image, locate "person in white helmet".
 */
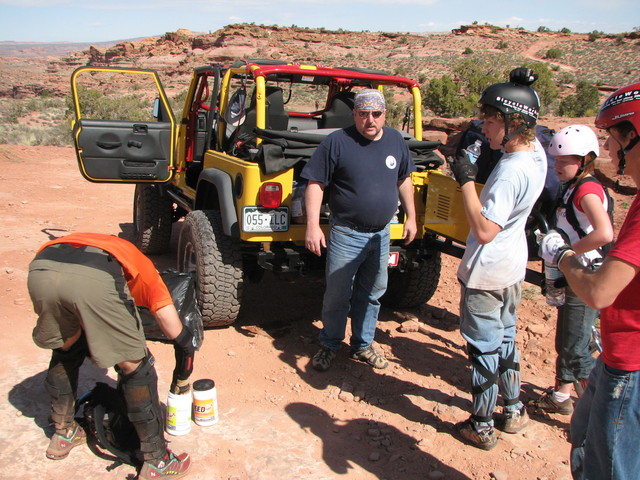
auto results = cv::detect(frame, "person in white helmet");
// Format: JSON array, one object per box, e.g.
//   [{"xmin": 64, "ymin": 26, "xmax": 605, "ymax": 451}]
[{"xmin": 529, "ymin": 125, "xmax": 613, "ymax": 416}]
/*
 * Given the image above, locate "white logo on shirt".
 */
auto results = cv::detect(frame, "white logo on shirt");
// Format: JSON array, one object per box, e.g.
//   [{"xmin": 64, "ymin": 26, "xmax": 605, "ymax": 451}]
[{"xmin": 385, "ymin": 155, "xmax": 397, "ymax": 169}]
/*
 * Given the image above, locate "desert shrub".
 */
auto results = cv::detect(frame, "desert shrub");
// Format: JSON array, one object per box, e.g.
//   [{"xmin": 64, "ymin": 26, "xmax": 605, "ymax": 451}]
[
  {"xmin": 496, "ymin": 40, "xmax": 509, "ymax": 50},
  {"xmin": 518, "ymin": 61, "xmax": 558, "ymax": 115},
  {"xmin": 537, "ymin": 26, "xmax": 551, "ymax": 33},
  {"xmin": 560, "ymin": 27, "xmax": 572, "ymax": 34},
  {"xmin": 558, "ymin": 81, "xmax": 600, "ymax": 117},
  {"xmin": 588, "ymin": 30, "xmax": 604, "ymax": 42},
  {"xmin": 545, "ymin": 48, "xmax": 562, "ymax": 59},
  {"xmin": 70, "ymin": 85, "xmax": 154, "ymax": 121},
  {"xmin": 463, "ymin": 47, "xmax": 474, "ymax": 55},
  {"xmin": 422, "ymin": 75, "xmax": 467, "ymax": 117}
]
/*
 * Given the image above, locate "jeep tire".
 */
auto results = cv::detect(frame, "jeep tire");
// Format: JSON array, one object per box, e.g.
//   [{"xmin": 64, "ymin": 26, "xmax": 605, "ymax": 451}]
[
  {"xmin": 178, "ymin": 210, "xmax": 243, "ymax": 327},
  {"xmin": 381, "ymin": 251, "xmax": 442, "ymax": 308},
  {"xmin": 133, "ymin": 184, "xmax": 173, "ymax": 254}
]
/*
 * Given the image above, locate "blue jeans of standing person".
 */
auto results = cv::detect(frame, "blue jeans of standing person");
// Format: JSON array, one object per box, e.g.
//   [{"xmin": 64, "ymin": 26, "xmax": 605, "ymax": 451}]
[
  {"xmin": 459, "ymin": 282, "xmax": 524, "ymax": 429},
  {"xmin": 556, "ymin": 293, "xmax": 597, "ymax": 385},
  {"xmin": 570, "ymin": 357, "xmax": 640, "ymax": 480},
  {"xmin": 318, "ymin": 219, "xmax": 390, "ymax": 352}
]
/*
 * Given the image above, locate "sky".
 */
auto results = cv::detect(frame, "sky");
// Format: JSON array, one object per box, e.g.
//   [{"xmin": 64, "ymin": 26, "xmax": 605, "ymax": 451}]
[{"xmin": 0, "ymin": 0, "xmax": 638, "ymax": 44}]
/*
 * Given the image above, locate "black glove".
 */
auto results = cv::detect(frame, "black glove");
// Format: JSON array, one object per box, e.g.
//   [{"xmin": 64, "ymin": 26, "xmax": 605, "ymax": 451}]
[
  {"xmin": 447, "ymin": 150, "xmax": 478, "ymax": 187},
  {"xmin": 171, "ymin": 326, "xmax": 196, "ymax": 393}
]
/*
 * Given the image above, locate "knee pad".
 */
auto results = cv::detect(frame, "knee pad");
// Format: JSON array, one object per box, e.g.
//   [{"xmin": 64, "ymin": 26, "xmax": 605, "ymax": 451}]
[
  {"xmin": 118, "ymin": 354, "xmax": 166, "ymax": 461},
  {"xmin": 498, "ymin": 347, "xmax": 520, "ymax": 374},
  {"xmin": 467, "ymin": 343, "xmax": 499, "ymax": 396},
  {"xmin": 45, "ymin": 334, "xmax": 89, "ymax": 431}
]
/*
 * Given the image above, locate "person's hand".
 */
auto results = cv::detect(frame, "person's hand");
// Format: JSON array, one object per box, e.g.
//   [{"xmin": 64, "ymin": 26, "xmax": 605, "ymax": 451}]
[
  {"xmin": 171, "ymin": 325, "xmax": 196, "ymax": 392},
  {"xmin": 447, "ymin": 150, "xmax": 478, "ymax": 186},
  {"xmin": 305, "ymin": 223, "xmax": 326, "ymax": 257},
  {"xmin": 540, "ymin": 230, "xmax": 572, "ymax": 266}
]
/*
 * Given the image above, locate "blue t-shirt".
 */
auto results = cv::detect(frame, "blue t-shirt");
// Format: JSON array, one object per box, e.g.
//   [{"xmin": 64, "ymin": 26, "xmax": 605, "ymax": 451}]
[{"xmin": 301, "ymin": 126, "xmax": 415, "ymax": 228}]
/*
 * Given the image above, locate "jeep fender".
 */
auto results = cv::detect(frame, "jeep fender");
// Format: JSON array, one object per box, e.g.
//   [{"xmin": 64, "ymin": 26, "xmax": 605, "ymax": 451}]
[{"xmin": 195, "ymin": 168, "xmax": 239, "ymax": 237}]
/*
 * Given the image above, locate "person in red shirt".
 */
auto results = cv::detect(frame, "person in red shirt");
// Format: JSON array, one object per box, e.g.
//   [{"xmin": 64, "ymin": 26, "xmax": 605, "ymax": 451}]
[
  {"xmin": 540, "ymin": 83, "xmax": 640, "ymax": 480},
  {"xmin": 28, "ymin": 233, "xmax": 195, "ymax": 480}
]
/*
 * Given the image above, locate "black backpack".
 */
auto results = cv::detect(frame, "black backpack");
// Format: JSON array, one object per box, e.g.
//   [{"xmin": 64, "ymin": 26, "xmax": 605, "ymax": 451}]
[
  {"xmin": 561, "ymin": 176, "xmax": 615, "ymax": 256},
  {"xmin": 77, "ymin": 382, "xmax": 141, "ymax": 470}
]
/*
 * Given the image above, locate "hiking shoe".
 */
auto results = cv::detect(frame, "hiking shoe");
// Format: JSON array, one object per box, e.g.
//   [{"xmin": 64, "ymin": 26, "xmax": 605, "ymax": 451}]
[
  {"xmin": 139, "ymin": 451, "xmax": 191, "ymax": 480},
  {"xmin": 528, "ymin": 389, "xmax": 574, "ymax": 415},
  {"xmin": 456, "ymin": 419, "xmax": 497, "ymax": 451},
  {"xmin": 350, "ymin": 346, "xmax": 389, "ymax": 369},
  {"xmin": 46, "ymin": 422, "xmax": 86, "ymax": 460},
  {"xmin": 497, "ymin": 405, "xmax": 530, "ymax": 434},
  {"xmin": 312, "ymin": 347, "xmax": 337, "ymax": 372}
]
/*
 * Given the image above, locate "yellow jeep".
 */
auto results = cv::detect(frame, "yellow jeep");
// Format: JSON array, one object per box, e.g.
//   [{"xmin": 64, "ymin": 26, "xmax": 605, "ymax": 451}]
[{"xmin": 70, "ymin": 60, "xmax": 541, "ymax": 327}]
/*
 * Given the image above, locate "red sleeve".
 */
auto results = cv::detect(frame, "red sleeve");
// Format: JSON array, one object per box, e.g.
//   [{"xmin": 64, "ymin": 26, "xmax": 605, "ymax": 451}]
[{"xmin": 573, "ymin": 180, "xmax": 605, "ymax": 213}]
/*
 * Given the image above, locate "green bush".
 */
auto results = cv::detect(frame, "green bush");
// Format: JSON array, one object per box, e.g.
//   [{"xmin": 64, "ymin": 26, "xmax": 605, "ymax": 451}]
[
  {"xmin": 422, "ymin": 75, "xmax": 467, "ymax": 117},
  {"xmin": 463, "ymin": 47, "xmax": 474, "ymax": 55},
  {"xmin": 545, "ymin": 48, "xmax": 562, "ymax": 59},
  {"xmin": 71, "ymin": 85, "xmax": 154, "ymax": 121},
  {"xmin": 588, "ymin": 30, "xmax": 604, "ymax": 42},
  {"xmin": 496, "ymin": 40, "xmax": 509, "ymax": 50},
  {"xmin": 558, "ymin": 81, "xmax": 600, "ymax": 117},
  {"xmin": 560, "ymin": 27, "xmax": 572, "ymax": 34},
  {"xmin": 537, "ymin": 26, "xmax": 551, "ymax": 33}
]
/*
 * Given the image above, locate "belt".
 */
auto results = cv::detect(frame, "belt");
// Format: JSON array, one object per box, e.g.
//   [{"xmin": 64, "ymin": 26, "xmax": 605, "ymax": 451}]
[{"xmin": 335, "ymin": 219, "xmax": 387, "ymax": 233}]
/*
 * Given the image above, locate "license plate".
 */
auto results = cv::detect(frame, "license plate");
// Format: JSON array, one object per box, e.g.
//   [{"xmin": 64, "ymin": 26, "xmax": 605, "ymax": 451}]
[{"xmin": 242, "ymin": 206, "xmax": 289, "ymax": 232}]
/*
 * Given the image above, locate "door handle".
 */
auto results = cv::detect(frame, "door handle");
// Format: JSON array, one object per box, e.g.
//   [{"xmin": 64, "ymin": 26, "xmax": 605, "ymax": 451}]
[
  {"xmin": 96, "ymin": 141, "xmax": 121, "ymax": 149},
  {"xmin": 128, "ymin": 140, "xmax": 143, "ymax": 148}
]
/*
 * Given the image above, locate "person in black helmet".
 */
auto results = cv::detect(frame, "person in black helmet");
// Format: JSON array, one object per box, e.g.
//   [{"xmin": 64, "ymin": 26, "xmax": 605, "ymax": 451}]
[{"xmin": 447, "ymin": 68, "xmax": 547, "ymax": 450}]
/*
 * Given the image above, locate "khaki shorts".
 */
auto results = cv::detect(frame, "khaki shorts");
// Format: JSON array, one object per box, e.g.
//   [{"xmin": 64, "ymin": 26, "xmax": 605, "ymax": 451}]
[{"xmin": 28, "ymin": 243, "xmax": 147, "ymax": 368}]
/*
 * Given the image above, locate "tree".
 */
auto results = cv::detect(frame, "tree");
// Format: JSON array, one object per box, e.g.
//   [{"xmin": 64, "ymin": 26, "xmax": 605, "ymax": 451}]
[
  {"xmin": 559, "ymin": 81, "xmax": 600, "ymax": 117},
  {"xmin": 422, "ymin": 75, "xmax": 466, "ymax": 117}
]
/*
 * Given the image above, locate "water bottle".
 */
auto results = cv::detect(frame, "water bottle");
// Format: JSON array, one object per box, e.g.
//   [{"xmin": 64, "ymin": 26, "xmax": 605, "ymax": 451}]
[
  {"xmin": 466, "ymin": 139, "xmax": 482, "ymax": 164},
  {"xmin": 544, "ymin": 260, "xmax": 566, "ymax": 306},
  {"xmin": 291, "ymin": 181, "xmax": 306, "ymax": 224}
]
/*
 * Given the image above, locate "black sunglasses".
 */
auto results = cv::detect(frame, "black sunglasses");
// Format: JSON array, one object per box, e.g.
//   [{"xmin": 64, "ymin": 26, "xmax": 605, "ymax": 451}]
[{"xmin": 356, "ymin": 110, "xmax": 384, "ymax": 119}]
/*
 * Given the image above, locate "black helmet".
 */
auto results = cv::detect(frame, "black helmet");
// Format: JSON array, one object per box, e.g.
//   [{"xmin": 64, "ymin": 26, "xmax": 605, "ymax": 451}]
[
  {"xmin": 479, "ymin": 82, "xmax": 540, "ymax": 128},
  {"xmin": 479, "ymin": 68, "xmax": 540, "ymax": 145}
]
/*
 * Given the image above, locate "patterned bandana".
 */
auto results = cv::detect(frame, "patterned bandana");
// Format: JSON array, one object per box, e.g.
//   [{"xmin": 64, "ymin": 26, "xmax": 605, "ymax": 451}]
[{"xmin": 354, "ymin": 89, "xmax": 386, "ymax": 111}]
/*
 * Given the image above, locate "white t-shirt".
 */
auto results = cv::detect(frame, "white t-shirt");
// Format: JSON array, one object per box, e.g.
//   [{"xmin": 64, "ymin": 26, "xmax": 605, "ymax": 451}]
[{"xmin": 457, "ymin": 139, "xmax": 547, "ymax": 290}]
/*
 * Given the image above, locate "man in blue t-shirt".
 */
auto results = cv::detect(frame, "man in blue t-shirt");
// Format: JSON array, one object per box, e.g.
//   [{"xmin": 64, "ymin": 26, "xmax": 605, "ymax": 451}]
[{"xmin": 301, "ymin": 89, "xmax": 416, "ymax": 372}]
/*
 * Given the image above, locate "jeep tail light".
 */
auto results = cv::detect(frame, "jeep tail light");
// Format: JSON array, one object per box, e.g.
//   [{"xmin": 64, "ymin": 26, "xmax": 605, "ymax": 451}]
[{"xmin": 260, "ymin": 182, "xmax": 282, "ymax": 208}]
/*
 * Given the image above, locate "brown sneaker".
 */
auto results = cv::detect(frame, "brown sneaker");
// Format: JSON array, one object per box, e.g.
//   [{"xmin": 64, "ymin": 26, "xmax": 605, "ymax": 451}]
[
  {"xmin": 138, "ymin": 451, "xmax": 191, "ymax": 480},
  {"xmin": 312, "ymin": 347, "xmax": 337, "ymax": 372},
  {"xmin": 496, "ymin": 406, "xmax": 529, "ymax": 434},
  {"xmin": 350, "ymin": 346, "xmax": 389, "ymax": 369},
  {"xmin": 46, "ymin": 422, "xmax": 86, "ymax": 460},
  {"xmin": 528, "ymin": 389, "xmax": 574, "ymax": 415},
  {"xmin": 456, "ymin": 419, "xmax": 497, "ymax": 451}
]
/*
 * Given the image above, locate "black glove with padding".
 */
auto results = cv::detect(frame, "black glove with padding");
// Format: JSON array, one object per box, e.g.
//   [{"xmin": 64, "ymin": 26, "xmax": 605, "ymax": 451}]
[{"xmin": 447, "ymin": 150, "xmax": 478, "ymax": 187}]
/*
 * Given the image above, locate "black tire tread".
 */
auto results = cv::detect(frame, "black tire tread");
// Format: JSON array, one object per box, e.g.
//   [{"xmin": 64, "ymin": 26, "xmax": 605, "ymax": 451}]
[
  {"xmin": 133, "ymin": 184, "xmax": 173, "ymax": 254},
  {"xmin": 382, "ymin": 251, "xmax": 442, "ymax": 308},
  {"xmin": 178, "ymin": 210, "xmax": 243, "ymax": 327}
]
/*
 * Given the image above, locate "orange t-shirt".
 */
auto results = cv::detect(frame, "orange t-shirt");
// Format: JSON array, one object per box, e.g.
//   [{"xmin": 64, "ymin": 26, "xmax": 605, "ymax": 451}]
[{"xmin": 38, "ymin": 233, "xmax": 173, "ymax": 313}]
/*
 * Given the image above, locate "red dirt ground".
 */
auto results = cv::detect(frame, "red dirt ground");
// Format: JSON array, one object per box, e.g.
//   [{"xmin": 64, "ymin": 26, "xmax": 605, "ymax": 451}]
[{"xmin": 0, "ymin": 142, "xmax": 630, "ymax": 480}]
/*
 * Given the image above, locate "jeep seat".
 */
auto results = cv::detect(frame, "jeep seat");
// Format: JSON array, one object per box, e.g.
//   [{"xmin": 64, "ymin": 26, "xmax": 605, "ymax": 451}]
[{"xmin": 320, "ymin": 91, "xmax": 355, "ymax": 129}]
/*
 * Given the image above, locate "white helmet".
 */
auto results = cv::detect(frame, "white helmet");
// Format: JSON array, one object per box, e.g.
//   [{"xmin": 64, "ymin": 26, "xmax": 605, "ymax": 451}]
[{"xmin": 548, "ymin": 124, "xmax": 600, "ymax": 158}]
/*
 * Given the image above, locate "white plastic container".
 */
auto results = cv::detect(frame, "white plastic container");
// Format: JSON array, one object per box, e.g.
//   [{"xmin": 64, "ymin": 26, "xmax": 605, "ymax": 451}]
[
  {"xmin": 166, "ymin": 391, "xmax": 192, "ymax": 436},
  {"xmin": 192, "ymin": 379, "xmax": 219, "ymax": 426}
]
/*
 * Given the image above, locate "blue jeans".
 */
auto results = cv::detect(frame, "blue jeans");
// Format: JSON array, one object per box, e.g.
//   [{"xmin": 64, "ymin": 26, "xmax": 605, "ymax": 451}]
[
  {"xmin": 556, "ymin": 293, "xmax": 597, "ymax": 384},
  {"xmin": 318, "ymin": 219, "xmax": 390, "ymax": 351},
  {"xmin": 459, "ymin": 282, "xmax": 523, "ymax": 427},
  {"xmin": 570, "ymin": 358, "xmax": 640, "ymax": 480}
]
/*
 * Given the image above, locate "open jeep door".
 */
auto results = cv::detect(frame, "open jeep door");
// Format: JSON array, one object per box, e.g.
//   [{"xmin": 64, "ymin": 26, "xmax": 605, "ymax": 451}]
[{"xmin": 70, "ymin": 66, "xmax": 176, "ymax": 183}]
